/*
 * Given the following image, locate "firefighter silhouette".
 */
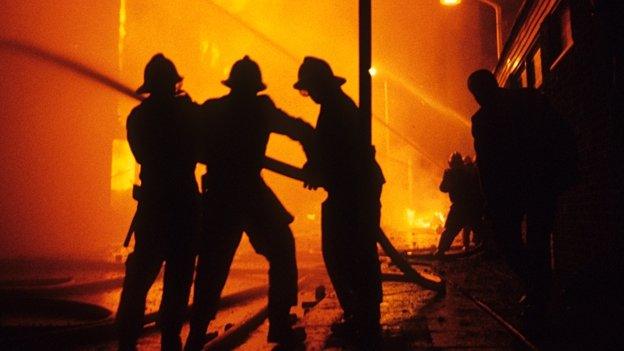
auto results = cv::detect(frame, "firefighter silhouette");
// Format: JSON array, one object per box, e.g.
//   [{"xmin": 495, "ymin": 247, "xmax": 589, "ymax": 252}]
[
  {"xmin": 461, "ymin": 155, "xmax": 485, "ymax": 249},
  {"xmin": 186, "ymin": 56, "xmax": 314, "ymax": 350},
  {"xmin": 116, "ymin": 54, "xmax": 200, "ymax": 351},
  {"xmin": 295, "ymin": 56, "xmax": 385, "ymax": 348},
  {"xmin": 434, "ymin": 152, "xmax": 484, "ymax": 257},
  {"xmin": 468, "ymin": 69, "xmax": 578, "ymax": 340}
]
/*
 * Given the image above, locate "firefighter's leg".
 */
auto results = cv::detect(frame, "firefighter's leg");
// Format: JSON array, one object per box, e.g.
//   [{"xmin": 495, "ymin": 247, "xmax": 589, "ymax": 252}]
[
  {"xmin": 186, "ymin": 223, "xmax": 243, "ymax": 351},
  {"xmin": 159, "ymin": 235, "xmax": 195, "ymax": 351},
  {"xmin": 245, "ymin": 219, "xmax": 300, "ymax": 343},
  {"xmin": 117, "ymin": 247, "xmax": 163, "ymax": 350},
  {"xmin": 436, "ymin": 206, "xmax": 465, "ymax": 255},
  {"xmin": 321, "ymin": 199, "xmax": 356, "ymax": 319}
]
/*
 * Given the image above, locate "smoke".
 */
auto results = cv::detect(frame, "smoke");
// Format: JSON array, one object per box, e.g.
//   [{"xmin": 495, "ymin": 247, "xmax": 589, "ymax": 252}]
[{"xmin": 0, "ymin": 0, "xmax": 495, "ymax": 258}]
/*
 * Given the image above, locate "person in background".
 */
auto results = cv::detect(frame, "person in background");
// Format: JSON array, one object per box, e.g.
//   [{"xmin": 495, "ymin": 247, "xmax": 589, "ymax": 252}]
[
  {"xmin": 434, "ymin": 152, "xmax": 483, "ymax": 257},
  {"xmin": 461, "ymin": 155, "xmax": 485, "ymax": 250},
  {"xmin": 468, "ymin": 69, "xmax": 577, "ymax": 340}
]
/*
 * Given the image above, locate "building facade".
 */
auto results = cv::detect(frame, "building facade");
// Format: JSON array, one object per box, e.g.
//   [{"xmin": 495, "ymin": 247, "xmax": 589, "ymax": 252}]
[{"xmin": 494, "ymin": 0, "xmax": 623, "ymax": 291}]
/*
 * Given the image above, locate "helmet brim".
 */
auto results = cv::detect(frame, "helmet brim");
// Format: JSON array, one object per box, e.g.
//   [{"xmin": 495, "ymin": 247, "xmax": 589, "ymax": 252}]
[
  {"xmin": 136, "ymin": 76, "xmax": 183, "ymax": 95},
  {"xmin": 293, "ymin": 76, "xmax": 346, "ymax": 91},
  {"xmin": 221, "ymin": 79, "xmax": 267, "ymax": 92}
]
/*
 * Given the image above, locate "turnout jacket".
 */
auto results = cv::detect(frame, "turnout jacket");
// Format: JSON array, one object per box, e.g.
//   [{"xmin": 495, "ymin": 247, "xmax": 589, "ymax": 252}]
[
  {"xmin": 197, "ymin": 93, "xmax": 315, "ymax": 224},
  {"xmin": 127, "ymin": 93, "xmax": 200, "ymax": 201},
  {"xmin": 312, "ymin": 91, "xmax": 385, "ymax": 195}
]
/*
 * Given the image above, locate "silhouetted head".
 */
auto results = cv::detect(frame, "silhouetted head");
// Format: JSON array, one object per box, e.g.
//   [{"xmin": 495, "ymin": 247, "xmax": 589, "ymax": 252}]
[
  {"xmin": 463, "ymin": 155, "xmax": 474, "ymax": 166},
  {"xmin": 136, "ymin": 53, "xmax": 183, "ymax": 96},
  {"xmin": 449, "ymin": 152, "xmax": 464, "ymax": 169},
  {"xmin": 467, "ymin": 69, "xmax": 499, "ymax": 107},
  {"xmin": 293, "ymin": 56, "xmax": 346, "ymax": 104},
  {"xmin": 222, "ymin": 56, "xmax": 266, "ymax": 95}
]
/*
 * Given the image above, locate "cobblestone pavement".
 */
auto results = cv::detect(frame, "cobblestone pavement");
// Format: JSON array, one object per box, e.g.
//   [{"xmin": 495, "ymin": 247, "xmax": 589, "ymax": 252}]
[
  {"xmin": 239, "ymin": 253, "xmax": 530, "ymax": 350},
  {"xmin": 3, "ymin": 242, "xmax": 536, "ymax": 350}
]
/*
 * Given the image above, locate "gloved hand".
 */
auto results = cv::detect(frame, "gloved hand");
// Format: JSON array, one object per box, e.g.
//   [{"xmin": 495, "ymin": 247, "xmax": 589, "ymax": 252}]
[{"xmin": 302, "ymin": 162, "xmax": 322, "ymax": 190}]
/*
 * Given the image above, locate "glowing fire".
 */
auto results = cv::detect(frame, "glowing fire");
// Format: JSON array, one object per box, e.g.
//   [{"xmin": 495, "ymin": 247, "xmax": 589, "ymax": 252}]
[
  {"xmin": 399, "ymin": 208, "xmax": 448, "ymax": 250},
  {"xmin": 110, "ymin": 139, "xmax": 135, "ymax": 192},
  {"xmin": 405, "ymin": 208, "xmax": 446, "ymax": 230},
  {"xmin": 405, "ymin": 208, "xmax": 416, "ymax": 227},
  {"xmin": 118, "ymin": 0, "xmax": 127, "ymax": 70},
  {"xmin": 434, "ymin": 211, "xmax": 446, "ymax": 224}
]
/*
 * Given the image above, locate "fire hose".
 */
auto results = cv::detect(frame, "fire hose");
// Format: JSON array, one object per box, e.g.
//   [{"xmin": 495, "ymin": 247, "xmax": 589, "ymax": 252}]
[
  {"xmin": 5, "ymin": 284, "xmax": 267, "ymax": 349},
  {"xmin": 0, "ymin": 39, "xmax": 445, "ymax": 293},
  {"xmin": 403, "ymin": 243, "xmax": 486, "ymax": 262}
]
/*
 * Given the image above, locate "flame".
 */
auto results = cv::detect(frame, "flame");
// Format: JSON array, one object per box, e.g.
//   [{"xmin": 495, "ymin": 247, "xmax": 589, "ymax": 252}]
[
  {"xmin": 118, "ymin": 0, "xmax": 127, "ymax": 71},
  {"xmin": 110, "ymin": 139, "xmax": 135, "ymax": 192},
  {"xmin": 405, "ymin": 208, "xmax": 443, "ymax": 230},
  {"xmin": 402, "ymin": 207, "xmax": 448, "ymax": 250},
  {"xmin": 434, "ymin": 211, "xmax": 446, "ymax": 224},
  {"xmin": 405, "ymin": 208, "xmax": 417, "ymax": 228}
]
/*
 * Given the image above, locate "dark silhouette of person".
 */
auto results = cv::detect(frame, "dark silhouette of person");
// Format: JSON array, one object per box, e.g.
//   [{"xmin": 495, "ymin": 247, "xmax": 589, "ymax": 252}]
[
  {"xmin": 185, "ymin": 56, "xmax": 314, "ymax": 350},
  {"xmin": 434, "ymin": 152, "xmax": 485, "ymax": 257},
  {"xmin": 116, "ymin": 54, "xmax": 200, "ymax": 351},
  {"xmin": 461, "ymin": 155, "xmax": 485, "ymax": 250},
  {"xmin": 468, "ymin": 69, "xmax": 578, "ymax": 338},
  {"xmin": 294, "ymin": 56, "xmax": 385, "ymax": 348}
]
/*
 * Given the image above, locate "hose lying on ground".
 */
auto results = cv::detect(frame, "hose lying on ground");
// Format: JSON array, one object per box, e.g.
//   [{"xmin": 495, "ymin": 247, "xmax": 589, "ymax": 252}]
[
  {"xmin": 402, "ymin": 244, "xmax": 485, "ymax": 262},
  {"xmin": 5, "ymin": 284, "xmax": 267, "ymax": 349}
]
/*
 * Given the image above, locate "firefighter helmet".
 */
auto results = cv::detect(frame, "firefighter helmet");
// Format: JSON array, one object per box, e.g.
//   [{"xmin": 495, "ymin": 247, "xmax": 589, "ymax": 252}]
[
  {"xmin": 136, "ymin": 53, "xmax": 183, "ymax": 94},
  {"xmin": 449, "ymin": 152, "xmax": 464, "ymax": 168},
  {"xmin": 222, "ymin": 55, "xmax": 266, "ymax": 92},
  {"xmin": 293, "ymin": 56, "xmax": 346, "ymax": 91}
]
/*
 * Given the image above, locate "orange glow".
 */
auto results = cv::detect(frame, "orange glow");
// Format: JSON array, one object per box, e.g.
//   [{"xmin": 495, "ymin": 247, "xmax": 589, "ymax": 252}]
[
  {"xmin": 405, "ymin": 208, "xmax": 445, "ymax": 230},
  {"xmin": 440, "ymin": 0, "xmax": 462, "ymax": 6},
  {"xmin": 434, "ymin": 211, "xmax": 446, "ymax": 224},
  {"xmin": 399, "ymin": 207, "xmax": 447, "ymax": 249},
  {"xmin": 0, "ymin": 0, "xmax": 482, "ymax": 258},
  {"xmin": 110, "ymin": 139, "xmax": 136, "ymax": 192},
  {"xmin": 118, "ymin": 0, "xmax": 127, "ymax": 70}
]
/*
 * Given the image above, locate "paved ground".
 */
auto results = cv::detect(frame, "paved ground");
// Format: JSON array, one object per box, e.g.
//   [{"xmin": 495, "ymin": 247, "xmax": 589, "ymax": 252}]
[
  {"xmin": 0, "ymin": 243, "xmax": 538, "ymax": 350},
  {"xmin": 236, "ymin": 250, "xmax": 531, "ymax": 350}
]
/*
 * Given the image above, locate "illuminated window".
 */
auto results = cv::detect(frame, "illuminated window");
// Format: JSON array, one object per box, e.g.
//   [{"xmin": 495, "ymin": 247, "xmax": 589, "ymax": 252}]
[
  {"xmin": 532, "ymin": 48, "xmax": 543, "ymax": 88},
  {"xmin": 550, "ymin": 4, "xmax": 574, "ymax": 69},
  {"xmin": 559, "ymin": 7, "xmax": 573, "ymax": 52},
  {"xmin": 195, "ymin": 164, "xmax": 207, "ymax": 193},
  {"xmin": 520, "ymin": 67, "xmax": 529, "ymax": 88},
  {"xmin": 111, "ymin": 139, "xmax": 136, "ymax": 192}
]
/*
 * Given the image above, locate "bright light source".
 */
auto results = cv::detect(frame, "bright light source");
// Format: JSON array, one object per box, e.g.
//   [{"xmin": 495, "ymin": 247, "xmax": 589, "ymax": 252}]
[
  {"xmin": 405, "ymin": 208, "xmax": 416, "ymax": 228},
  {"xmin": 440, "ymin": 0, "xmax": 461, "ymax": 6},
  {"xmin": 368, "ymin": 66, "xmax": 378, "ymax": 77},
  {"xmin": 110, "ymin": 139, "xmax": 135, "ymax": 192}
]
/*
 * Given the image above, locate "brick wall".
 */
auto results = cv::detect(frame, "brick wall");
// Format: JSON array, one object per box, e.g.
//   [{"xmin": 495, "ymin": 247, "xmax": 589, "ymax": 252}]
[{"xmin": 539, "ymin": 0, "xmax": 622, "ymax": 285}]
